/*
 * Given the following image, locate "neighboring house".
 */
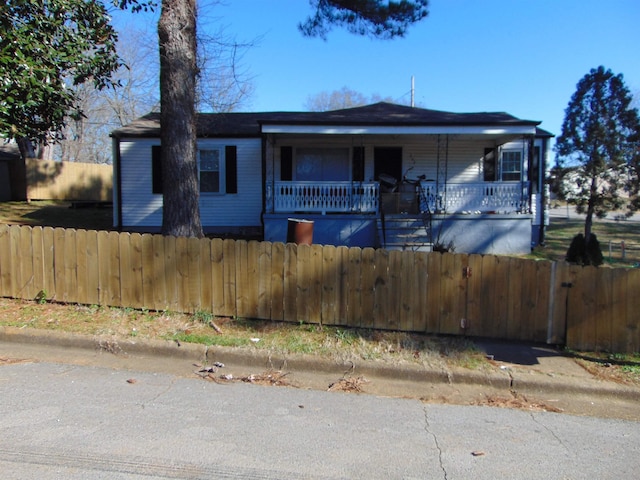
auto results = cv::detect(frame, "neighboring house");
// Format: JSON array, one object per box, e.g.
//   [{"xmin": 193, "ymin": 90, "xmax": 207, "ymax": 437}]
[
  {"xmin": 111, "ymin": 102, "xmax": 552, "ymax": 254},
  {"xmin": 0, "ymin": 143, "xmax": 26, "ymax": 202}
]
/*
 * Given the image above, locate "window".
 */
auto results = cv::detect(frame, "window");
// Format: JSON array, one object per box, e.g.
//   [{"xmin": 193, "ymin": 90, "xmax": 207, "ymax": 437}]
[
  {"xmin": 296, "ymin": 147, "xmax": 350, "ymax": 181},
  {"xmin": 501, "ymin": 150, "xmax": 522, "ymax": 181},
  {"xmin": 150, "ymin": 145, "xmax": 237, "ymax": 195},
  {"xmin": 199, "ymin": 149, "xmax": 221, "ymax": 193},
  {"xmin": 483, "ymin": 148, "xmax": 496, "ymax": 182}
]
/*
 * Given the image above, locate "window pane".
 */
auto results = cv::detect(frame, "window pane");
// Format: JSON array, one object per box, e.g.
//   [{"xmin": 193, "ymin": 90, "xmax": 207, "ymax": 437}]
[
  {"xmin": 296, "ymin": 148, "xmax": 349, "ymax": 181},
  {"xmin": 200, "ymin": 171, "xmax": 220, "ymax": 192},
  {"xmin": 200, "ymin": 150, "xmax": 220, "ymax": 171}
]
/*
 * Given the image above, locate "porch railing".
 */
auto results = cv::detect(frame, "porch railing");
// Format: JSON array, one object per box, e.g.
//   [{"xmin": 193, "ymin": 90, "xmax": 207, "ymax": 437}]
[
  {"xmin": 421, "ymin": 182, "xmax": 529, "ymax": 214},
  {"xmin": 267, "ymin": 182, "xmax": 379, "ymax": 214},
  {"xmin": 266, "ymin": 181, "xmax": 529, "ymax": 214}
]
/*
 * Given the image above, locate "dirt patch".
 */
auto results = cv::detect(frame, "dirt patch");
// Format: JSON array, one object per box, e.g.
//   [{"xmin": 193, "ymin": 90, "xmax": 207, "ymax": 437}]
[
  {"xmin": 575, "ymin": 358, "xmax": 640, "ymax": 386},
  {"xmin": 0, "ymin": 356, "xmax": 33, "ymax": 366},
  {"xmin": 328, "ymin": 375, "xmax": 370, "ymax": 393},
  {"xmin": 473, "ymin": 391, "xmax": 564, "ymax": 413}
]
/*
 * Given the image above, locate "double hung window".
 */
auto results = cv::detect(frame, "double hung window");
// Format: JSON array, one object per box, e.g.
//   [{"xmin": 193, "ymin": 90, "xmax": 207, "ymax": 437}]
[
  {"xmin": 199, "ymin": 149, "xmax": 222, "ymax": 193},
  {"xmin": 501, "ymin": 150, "xmax": 522, "ymax": 181}
]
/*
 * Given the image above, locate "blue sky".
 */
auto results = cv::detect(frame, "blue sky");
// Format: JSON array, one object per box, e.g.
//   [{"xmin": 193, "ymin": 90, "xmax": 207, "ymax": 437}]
[{"xmin": 114, "ymin": 0, "xmax": 640, "ymax": 142}]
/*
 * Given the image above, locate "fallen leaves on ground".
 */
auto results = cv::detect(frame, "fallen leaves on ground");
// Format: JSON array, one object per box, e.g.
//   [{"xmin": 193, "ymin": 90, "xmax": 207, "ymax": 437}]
[
  {"xmin": 328, "ymin": 375, "xmax": 369, "ymax": 393},
  {"xmin": 473, "ymin": 390, "xmax": 563, "ymax": 413}
]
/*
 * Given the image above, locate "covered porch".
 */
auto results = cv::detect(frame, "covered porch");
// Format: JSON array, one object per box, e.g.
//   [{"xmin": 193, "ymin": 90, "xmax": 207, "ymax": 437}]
[{"xmin": 260, "ymin": 102, "xmax": 543, "ymax": 253}]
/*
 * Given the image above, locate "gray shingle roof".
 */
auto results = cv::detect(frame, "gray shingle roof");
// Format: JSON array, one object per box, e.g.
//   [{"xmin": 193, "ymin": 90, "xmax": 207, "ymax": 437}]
[{"xmin": 111, "ymin": 102, "xmax": 542, "ymax": 139}]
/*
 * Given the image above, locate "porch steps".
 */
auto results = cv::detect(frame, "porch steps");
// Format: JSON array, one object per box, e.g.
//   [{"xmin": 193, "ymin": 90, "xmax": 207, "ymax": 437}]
[{"xmin": 377, "ymin": 215, "xmax": 432, "ymax": 252}]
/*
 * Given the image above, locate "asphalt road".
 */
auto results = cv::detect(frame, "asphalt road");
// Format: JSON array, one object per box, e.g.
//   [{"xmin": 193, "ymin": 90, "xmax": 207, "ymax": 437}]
[{"xmin": 1, "ymin": 360, "xmax": 638, "ymax": 480}]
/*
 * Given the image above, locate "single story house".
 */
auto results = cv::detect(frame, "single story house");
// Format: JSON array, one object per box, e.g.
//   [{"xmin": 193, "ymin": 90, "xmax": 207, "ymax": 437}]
[{"xmin": 111, "ymin": 102, "xmax": 552, "ymax": 254}]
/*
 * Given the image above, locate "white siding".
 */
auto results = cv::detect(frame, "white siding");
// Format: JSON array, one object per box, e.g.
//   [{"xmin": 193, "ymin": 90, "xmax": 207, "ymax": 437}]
[
  {"xmin": 198, "ymin": 138, "xmax": 262, "ymax": 227},
  {"xmin": 120, "ymin": 139, "xmax": 163, "ymax": 227},
  {"xmin": 119, "ymin": 138, "xmax": 262, "ymax": 229}
]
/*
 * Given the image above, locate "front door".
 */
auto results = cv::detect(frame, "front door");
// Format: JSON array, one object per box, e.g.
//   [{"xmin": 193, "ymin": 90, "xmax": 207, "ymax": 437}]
[{"xmin": 374, "ymin": 147, "xmax": 402, "ymax": 183}]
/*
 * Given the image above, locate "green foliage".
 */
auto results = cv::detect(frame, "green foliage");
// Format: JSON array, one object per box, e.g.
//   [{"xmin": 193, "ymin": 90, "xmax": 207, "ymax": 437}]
[
  {"xmin": 193, "ymin": 310, "xmax": 214, "ymax": 324},
  {"xmin": 566, "ymin": 233, "xmax": 604, "ymax": 267},
  {"xmin": 299, "ymin": 0, "xmax": 429, "ymax": 40},
  {"xmin": 554, "ymin": 66, "xmax": 640, "ymax": 237},
  {"xmin": 0, "ymin": 0, "xmax": 154, "ymax": 144}
]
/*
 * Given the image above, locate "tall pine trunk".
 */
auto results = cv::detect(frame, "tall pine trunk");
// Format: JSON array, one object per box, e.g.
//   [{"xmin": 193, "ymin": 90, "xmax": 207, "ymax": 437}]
[{"xmin": 158, "ymin": 0, "xmax": 203, "ymax": 238}]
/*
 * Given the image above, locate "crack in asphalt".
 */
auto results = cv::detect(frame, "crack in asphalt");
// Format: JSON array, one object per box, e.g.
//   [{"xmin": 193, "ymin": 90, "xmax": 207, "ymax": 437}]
[
  {"xmin": 424, "ymin": 406, "xmax": 448, "ymax": 480},
  {"xmin": 529, "ymin": 412, "xmax": 571, "ymax": 454}
]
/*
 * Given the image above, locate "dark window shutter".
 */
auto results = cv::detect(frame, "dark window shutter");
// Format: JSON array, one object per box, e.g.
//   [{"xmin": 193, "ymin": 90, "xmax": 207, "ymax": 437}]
[
  {"xmin": 152, "ymin": 145, "xmax": 163, "ymax": 194},
  {"xmin": 280, "ymin": 146, "xmax": 292, "ymax": 181},
  {"xmin": 352, "ymin": 146, "xmax": 365, "ymax": 181},
  {"xmin": 483, "ymin": 147, "xmax": 496, "ymax": 182},
  {"xmin": 225, "ymin": 145, "xmax": 237, "ymax": 194}
]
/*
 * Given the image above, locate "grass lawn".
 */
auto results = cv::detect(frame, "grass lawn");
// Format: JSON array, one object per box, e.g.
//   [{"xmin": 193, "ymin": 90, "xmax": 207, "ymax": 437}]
[
  {"xmin": 0, "ymin": 200, "xmax": 113, "ymax": 232},
  {"xmin": 529, "ymin": 217, "xmax": 640, "ymax": 267}
]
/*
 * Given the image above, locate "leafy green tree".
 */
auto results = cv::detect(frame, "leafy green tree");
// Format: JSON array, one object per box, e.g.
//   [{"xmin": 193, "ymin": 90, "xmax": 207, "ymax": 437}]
[
  {"xmin": 158, "ymin": 0, "xmax": 430, "ymax": 237},
  {"xmin": 555, "ymin": 66, "xmax": 640, "ymax": 243},
  {"xmin": 0, "ymin": 0, "xmax": 153, "ymax": 159}
]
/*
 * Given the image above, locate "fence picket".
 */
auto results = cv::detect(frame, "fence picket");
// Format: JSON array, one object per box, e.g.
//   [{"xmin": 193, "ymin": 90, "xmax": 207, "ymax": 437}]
[
  {"xmin": 532, "ymin": 261, "xmax": 552, "ymax": 341},
  {"xmin": 154, "ymin": 234, "xmax": 170, "ymax": 311},
  {"xmin": 336, "ymin": 246, "xmax": 349, "ymax": 326},
  {"xmin": 283, "ymin": 243, "xmax": 297, "ymax": 322},
  {"xmin": 360, "ymin": 248, "xmax": 376, "ymax": 329},
  {"xmin": 107, "ymin": 231, "xmax": 121, "ymax": 306},
  {"xmin": 387, "ymin": 250, "xmax": 402, "ymax": 330},
  {"xmin": 347, "ymin": 247, "xmax": 362, "ymax": 327},
  {"xmin": 414, "ymin": 251, "xmax": 429, "ymax": 333},
  {"xmin": 373, "ymin": 248, "xmax": 390, "ymax": 330},
  {"xmin": 567, "ymin": 265, "xmax": 598, "ymax": 351},
  {"xmin": 222, "ymin": 239, "xmax": 236, "ymax": 317},
  {"xmin": 17, "ymin": 226, "xmax": 35, "ymax": 300},
  {"xmin": 465, "ymin": 254, "xmax": 483, "ymax": 336},
  {"xmin": 399, "ymin": 250, "xmax": 418, "ymax": 332},
  {"xmin": 506, "ymin": 257, "xmax": 524, "ymax": 340},
  {"xmin": 321, "ymin": 245, "xmax": 338, "ymax": 325},
  {"xmin": 187, "ymin": 237, "xmax": 202, "ymax": 314},
  {"xmin": 75, "ymin": 229, "xmax": 88, "ymax": 305},
  {"xmin": 625, "ymin": 268, "xmax": 640, "ymax": 353},
  {"xmin": 85, "ymin": 230, "xmax": 100, "ymax": 306},
  {"xmin": 141, "ymin": 234, "xmax": 156, "ymax": 310},
  {"xmin": 210, "ymin": 239, "xmax": 224, "ymax": 316},
  {"xmin": 270, "ymin": 242, "xmax": 285, "ymax": 321},
  {"xmin": 257, "ymin": 241, "xmax": 273, "ymax": 320},
  {"xmin": 438, "ymin": 252, "xmax": 458, "ymax": 334},
  {"xmin": 127, "ymin": 232, "xmax": 145, "ymax": 307},
  {"xmin": 308, "ymin": 245, "xmax": 323, "ymax": 324},
  {"xmin": 0, "ymin": 225, "xmax": 10, "ymax": 296}
]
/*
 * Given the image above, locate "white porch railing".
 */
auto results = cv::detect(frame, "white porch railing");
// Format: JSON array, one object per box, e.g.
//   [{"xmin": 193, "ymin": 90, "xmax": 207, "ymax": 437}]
[
  {"xmin": 420, "ymin": 182, "xmax": 529, "ymax": 213},
  {"xmin": 267, "ymin": 182, "xmax": 379, "ymax": 213},
  {"xmin": 266, "ymin": 181, "xmax": 529, "ymax": 214}
]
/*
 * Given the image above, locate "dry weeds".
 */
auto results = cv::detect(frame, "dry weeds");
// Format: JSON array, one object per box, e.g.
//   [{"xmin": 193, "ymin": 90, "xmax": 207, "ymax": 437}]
[{"xmin": 474, "ymin": 391, "xmax": 564, "ymax": 413}]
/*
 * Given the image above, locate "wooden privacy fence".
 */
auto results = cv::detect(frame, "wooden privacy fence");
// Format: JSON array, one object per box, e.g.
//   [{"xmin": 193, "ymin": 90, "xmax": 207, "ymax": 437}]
[
  {"xmin": 0, "ymin": 224, "xmax": 638, "ymax": 353},
  {"xmin": 25, "ymin": 159, "xmax": 112, "ymax": 201}
]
